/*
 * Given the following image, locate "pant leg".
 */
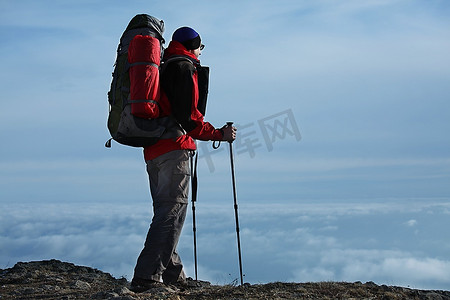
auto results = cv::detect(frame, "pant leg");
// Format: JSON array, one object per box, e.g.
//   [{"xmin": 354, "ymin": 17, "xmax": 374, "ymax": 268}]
[
  {"xmin": 133, "ymin": 150, "xmax": 190, "ymax": 283},
  {"xmin": 162, "ymin": 248, "xmax": 186, "ymax": 284},
  {"xmin": 148, "ymin": 150, "xmax": 191, "ymax": 203},
  {"xmin": 134, "ymin": 203, "xmax": 187, "ymax": 282}
]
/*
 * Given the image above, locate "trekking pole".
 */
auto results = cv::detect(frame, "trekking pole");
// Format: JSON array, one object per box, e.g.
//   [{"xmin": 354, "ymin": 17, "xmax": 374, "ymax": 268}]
[
  {"xmin": 190, "ymin": 152, "xmax": 199, "ymax": 280},
  {"xmin": 226, "ymin": 121, "xmax": 244, "ymax": 285}
]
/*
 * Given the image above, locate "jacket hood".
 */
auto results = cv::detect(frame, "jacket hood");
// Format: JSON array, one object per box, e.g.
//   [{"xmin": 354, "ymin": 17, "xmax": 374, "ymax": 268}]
[{"xmin": 163, "ymin": 41, "xmax": 200, "ymax": 63}]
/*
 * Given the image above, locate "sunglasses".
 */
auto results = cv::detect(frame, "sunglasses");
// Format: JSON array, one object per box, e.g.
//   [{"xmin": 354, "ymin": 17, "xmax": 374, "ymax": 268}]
[{"xmin": 200, "ymin": 44, "xmax": 205, "ymax": 51}]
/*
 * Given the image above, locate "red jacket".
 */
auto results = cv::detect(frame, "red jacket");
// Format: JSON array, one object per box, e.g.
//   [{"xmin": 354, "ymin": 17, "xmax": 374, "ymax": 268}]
[{"xmin": 143, "ymin": 41, "xmax": 223, "ymax": 161}]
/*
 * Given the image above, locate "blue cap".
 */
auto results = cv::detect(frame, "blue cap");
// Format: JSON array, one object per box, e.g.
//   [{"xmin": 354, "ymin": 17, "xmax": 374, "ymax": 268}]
[{"xmin": 172, "ymin": 27, "xmax": 201, "ymax": 50}]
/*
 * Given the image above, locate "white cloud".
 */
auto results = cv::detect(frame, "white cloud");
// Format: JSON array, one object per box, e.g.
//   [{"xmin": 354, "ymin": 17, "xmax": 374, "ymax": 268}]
[
  {"xmin": 290, "ymin": 248, "xmax": 450, "ymax": 290},
  {"xmin": 405, "ymin": 219, "xmax": 417, "ymax": 227},
  {"xmin": 381, "ymin": 257, "xmax": 450, "ymax": 286}
]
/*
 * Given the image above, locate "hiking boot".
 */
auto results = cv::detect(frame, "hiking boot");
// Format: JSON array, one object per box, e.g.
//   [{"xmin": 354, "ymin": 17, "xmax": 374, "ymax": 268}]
[
  {"xmin": 174, "ymin": 277, "xmax": 211, "ymax": 289},
  {"xmin": 130, "ymin": 277, "xmax": 164, "ymax": 293}
]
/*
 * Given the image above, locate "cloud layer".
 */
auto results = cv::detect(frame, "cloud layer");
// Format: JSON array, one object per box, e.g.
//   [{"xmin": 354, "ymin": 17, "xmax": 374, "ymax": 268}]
[{"xmin": 1, "ymin": 199, "xmax": 449, "ymax": 290}]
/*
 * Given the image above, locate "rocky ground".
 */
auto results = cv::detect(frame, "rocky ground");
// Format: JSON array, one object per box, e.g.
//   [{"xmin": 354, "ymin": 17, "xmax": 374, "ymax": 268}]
[{"xmin": 1, "ymin": 260, "xmax": 449, "ymax": 300}]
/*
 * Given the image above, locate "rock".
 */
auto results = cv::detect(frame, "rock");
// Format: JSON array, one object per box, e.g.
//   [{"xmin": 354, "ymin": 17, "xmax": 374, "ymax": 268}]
[
  {"xmin": 426, "ymin": 292, "xmax": 445, "ymax": 300},
  {"xmin": 1, "ymin": 260, "xmax": 449, "ymax": 299},
  {"xmin": 72, "ymin": 279, "xmax": 91, "ymax": 290}
]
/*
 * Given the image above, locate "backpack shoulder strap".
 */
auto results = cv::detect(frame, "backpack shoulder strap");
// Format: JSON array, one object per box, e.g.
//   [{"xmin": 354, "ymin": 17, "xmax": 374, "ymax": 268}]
[{"xmin": 161, "ymin": 56, "xmax": 196, "ymax": 73}]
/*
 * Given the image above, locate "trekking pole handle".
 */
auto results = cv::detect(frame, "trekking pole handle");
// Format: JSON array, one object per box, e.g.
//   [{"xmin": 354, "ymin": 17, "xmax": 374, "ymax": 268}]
[{"xmin": 226, "ymin": 122, "xmax": 235, "ymax": 144}]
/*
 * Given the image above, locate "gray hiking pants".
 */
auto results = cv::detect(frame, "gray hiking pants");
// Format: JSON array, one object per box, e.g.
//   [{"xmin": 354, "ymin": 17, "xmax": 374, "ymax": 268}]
[{"xmin": 133, "ymin": 150, "xmax": 191, "ymax": 284}]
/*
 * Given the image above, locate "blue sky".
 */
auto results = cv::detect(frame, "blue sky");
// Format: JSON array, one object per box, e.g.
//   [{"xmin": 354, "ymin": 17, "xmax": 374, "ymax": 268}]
[{"xmin": 1, "ymin": 0, "xmax": 450, "ymax": 290}]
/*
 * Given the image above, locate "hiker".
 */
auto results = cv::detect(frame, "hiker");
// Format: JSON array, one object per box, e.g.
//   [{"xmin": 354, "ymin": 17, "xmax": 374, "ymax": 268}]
[{"xmin": 131, "ymin": 26, "xmax": 236, "ymax": 291}]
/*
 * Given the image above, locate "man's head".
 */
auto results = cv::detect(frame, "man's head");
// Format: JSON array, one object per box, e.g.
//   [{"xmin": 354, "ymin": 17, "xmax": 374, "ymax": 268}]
[{"xmin": 172, "ymin": 26, "xmax": 204, "ymax": 57}]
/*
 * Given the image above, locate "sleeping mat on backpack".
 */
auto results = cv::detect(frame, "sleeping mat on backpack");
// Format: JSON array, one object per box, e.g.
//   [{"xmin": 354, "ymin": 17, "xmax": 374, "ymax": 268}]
[{"xmin": 128, "ymin": 35, "xmax": 161, "ymax": 119}]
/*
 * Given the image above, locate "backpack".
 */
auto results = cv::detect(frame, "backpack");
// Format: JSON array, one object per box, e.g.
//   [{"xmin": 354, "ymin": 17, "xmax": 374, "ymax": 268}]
[{"xmin": 105, "ymin": 14, "xmax": 183, "ymax": 148}]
